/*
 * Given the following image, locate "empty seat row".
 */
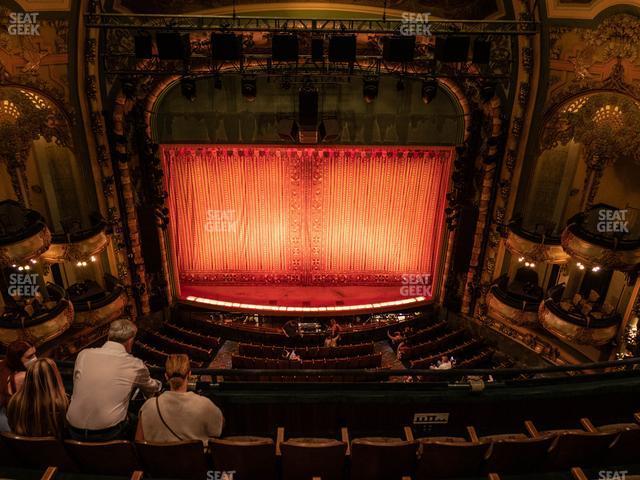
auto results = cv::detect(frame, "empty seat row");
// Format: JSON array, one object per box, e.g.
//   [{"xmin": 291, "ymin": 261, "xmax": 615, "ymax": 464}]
[
  {"xmin": 238, "ymin": 342, "xmax": 375, "ymax": 359},
  {"xmin": 409, "ymin": 339, "xmax": 482, "ymax": 368},
  {"xmin": 403, "ymin": 329, "xmax": 468, "ymax": 360},
  {"xmin": 5, "ymin": 416, "xmax": 638, "ymax": 480},
  {"xmin": 231, "ymin": 353, "xmax": 383, "ymax": 370},
  {"xmin": 162, "ymin": 322, "xmax": 221, "ymax": 350},
  {"xmin": 403, "ymin": 320, "xmax": 449, "ymax": 344},
  {"xmin": 133, "ymin": 340, "xmax": 206, "ymax": 369},
  {"xmin": 141, "ymin": 329, "xmax": 213, "ymax": 362}
]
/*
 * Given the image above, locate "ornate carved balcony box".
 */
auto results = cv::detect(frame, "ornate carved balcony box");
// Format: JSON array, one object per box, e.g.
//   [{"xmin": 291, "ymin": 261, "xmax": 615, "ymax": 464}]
[
  {"xmin": 505, "ymin": 221, "xmax": 570, "ymax": 264},
  {"xmin": 486, "ymin": 277, "xmax": 540, "ymax": 327},
  {"xmin": 538, "ymin": 284, "xmax": 619, "ymax": 346},
  {"xmin": 40, "ymin": 221, "xmax": 109, "ymax": 263},
  {"xmin": 0, "ymin": 201, "xmax": 51, "ymax": 266},
  {"xmin": 561, "ymin": 206, "xmax": 640, "ymax": 272}
]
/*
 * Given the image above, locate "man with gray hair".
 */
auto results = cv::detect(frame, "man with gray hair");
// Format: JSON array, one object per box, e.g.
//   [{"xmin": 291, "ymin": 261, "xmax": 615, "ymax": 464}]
[{"xmin": 67, "ymin": 319, "xmax": 162, "ymax": 441}]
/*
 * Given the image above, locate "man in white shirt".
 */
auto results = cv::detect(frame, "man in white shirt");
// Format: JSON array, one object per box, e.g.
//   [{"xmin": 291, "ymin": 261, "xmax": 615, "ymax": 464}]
[{"xmin": 67, "ymin": 319, "xmax": 161, "ymax": 441}]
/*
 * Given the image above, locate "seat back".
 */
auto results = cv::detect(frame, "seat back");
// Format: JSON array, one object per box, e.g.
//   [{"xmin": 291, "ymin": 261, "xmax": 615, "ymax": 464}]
[
  {"xmin": 64, "ymin": 440, "xmax": 139, "ymax": 476},
  {"xmin": 210, "ymin": 436, "xmax": 276, "ymax": 480},
  {"xmin": 549, "ymin": 431, "xmax": 618, "ymax": 469},
  {"xmin": 350, "ymin": 438, "xmax": 417, "ymax": 480},
  {"xmin": 135, "ymin": 440, "xmax": 209, "ymax": 479},
  {"xmin": 606, "ymin": 428, "xmax": 640, "ymax": 465},
  {"xmin": 484, "ymin": 436, "xmax": 554, "ymax": 474},
  {"xmin": 0, "ymin": 433, "xmax": 76, "ymax": 472},
  {"xmin": 281, "ymin": 438, "xmax": 347, "ymax": 480},
  {"xmin": 417, "ymin": 440, "xmax": 488, "ymax": 479}
]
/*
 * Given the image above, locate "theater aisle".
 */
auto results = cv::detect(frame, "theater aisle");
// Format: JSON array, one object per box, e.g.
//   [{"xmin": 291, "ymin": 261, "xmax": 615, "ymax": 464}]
[{"xmin": 209, "ymin": 340, "xmax": 237, "ymax": 369}]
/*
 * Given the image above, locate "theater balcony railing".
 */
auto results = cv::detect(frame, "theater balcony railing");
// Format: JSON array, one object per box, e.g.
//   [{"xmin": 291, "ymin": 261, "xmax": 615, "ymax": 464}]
[
  {"xmin": 0, "ymin": 200, "xmax": 51, "ymax": 266},
  {"xmin": 505, "ymin": 220, "xmax": 570, "ymax": 264},
  {"xmin": 486, "ymin": 276, "xmax": 540, "ymax": 327},
  {"xmin": 538, "ymin": 284, "xmax": 620, "ymax": 347},
  {"xmin": 561, "ymin": 204, "xmax": 640, "ymax": 272},
  {"xmin": 40, "ymin": 220, "xmax": 110, "ymax": 263},
  {"xmin": 72, "ymin": 274, "xmax": 127, "ymax": 327},
  {"xmin": 0, "ymin": 282, "xmax": 73, "ymax": 346}
]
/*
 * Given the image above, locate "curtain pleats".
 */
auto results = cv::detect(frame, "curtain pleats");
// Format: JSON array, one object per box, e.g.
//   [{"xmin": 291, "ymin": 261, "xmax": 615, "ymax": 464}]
[{"xmin": 162, "ymin": 145, "xmax": 452, "ymax": 286}]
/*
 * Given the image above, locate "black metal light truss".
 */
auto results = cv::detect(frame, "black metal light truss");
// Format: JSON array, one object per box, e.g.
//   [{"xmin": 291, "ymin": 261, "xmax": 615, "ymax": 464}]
[
  {"xmin": 101, "ymin": 53, "xmax": 512, "ymax": 79},
  {"xmin": 86, "ymin": 13, "xmax": 538, "ymax": 35}
]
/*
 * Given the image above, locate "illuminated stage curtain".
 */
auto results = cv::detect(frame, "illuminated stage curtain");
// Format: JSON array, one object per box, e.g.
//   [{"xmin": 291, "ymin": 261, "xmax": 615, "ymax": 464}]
[{"xmin": 162, "ymin": 145, "xmax": 453, "ymax": 286}]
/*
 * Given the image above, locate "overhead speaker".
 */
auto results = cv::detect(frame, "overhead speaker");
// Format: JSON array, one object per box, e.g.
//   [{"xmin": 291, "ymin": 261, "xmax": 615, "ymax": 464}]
[
  {"xmin": 272, "ymin": 34, "xmax": 299, "ymax": 62},
  {"xmin": 328, "ymin": 35, "xmax": 356, "ymax": 62},
  {"xmin": 211, "ymin": 33, "xmax": 243, "ymax": 61},
  {"xmin": 435, "ymin": 36, "xmax": 470, "ymax": 62},
  {"xmin": 311, "ymin": 38, "xmax": 324, "ymax": 61},
  {"xmin": 472, "ymin": 38, "xmax": 491, "ymax": 64},
  {"xmin": 156, "ymin": 33, "xmax": 190, "ymax": 60},
  {"xmin": 299, "ymin": 86, "xmax": 318, "ymax": 127},
  {"xmin": 134, "ymin": 34, "xmax": 153, "ymax": 59},
  {"xmin": 382, "ymin": 35, "xmax": 416, "ymax": 62}
]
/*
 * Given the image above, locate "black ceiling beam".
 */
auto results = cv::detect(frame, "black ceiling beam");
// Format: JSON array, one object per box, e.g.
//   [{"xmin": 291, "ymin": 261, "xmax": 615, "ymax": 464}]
[{"xmin": 86, "ymin": 13, "xmax": 537, "ymax": 35}]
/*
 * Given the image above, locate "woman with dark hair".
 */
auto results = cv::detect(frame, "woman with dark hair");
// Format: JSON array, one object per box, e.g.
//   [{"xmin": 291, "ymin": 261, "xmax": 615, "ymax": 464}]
[
  {"xmin": 7, "ymin": 358, "xmax": 69, "ymax": 438},
  {"xmin": 0, "ymin": 340, "xmax": 36, "ymax": 431}
]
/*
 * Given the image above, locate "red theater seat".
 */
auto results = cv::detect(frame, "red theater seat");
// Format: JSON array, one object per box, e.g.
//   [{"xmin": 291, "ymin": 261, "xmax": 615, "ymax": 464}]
[
  {"xmin": 64, "ymin": 439, "xmax": 140, "ymax": 476},
  {"xmin": 280, "ymin": 437, "xmax": 347, "ymax": 480},
  {"xmin": 350, "ymin": 437, "xmax": 418, "ymax": 480},
  {"xmin": 135, "ymin": 440, "xmax": 209, "ymax": 479},
  {"xmin": 416, "ymin": 438, "xmax": 489, "ymax": 479},
  {"xmin": 210, "ymin": 436, "xmax": 276, "ymax": 480},
  {"xmin": 0, "ymin": 433, "xmax": 77, "ymax": 472}
]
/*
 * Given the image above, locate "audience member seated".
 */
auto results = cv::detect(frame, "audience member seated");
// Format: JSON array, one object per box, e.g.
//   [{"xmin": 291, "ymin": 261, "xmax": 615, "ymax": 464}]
[
  {"xmin": 430, "ymin": 355, "xmax": 455, "ymax": 370},
  {"xmin": 324, "ymin": 332, "xmax": 340, "ymax": 348},
  {"xmin": 387, "ymin": 329, "xmax": 404, "ymax": 346},
  {"xmin": 0, "ymin": 340, "xmax": 36, "ymax": 431},
  {"xmin": 7, "ymin": 358, "xmax": 68, "ymax": 438},
  {"xmin": 66, "ymin": 319, "xmax": 161, "ymax": 442},
  {"xmin": 136, "ymin": 354, "xmax": 224, "ymax": 446},
  {"xmin": 328, "ymin": 318, "xmax": 342, "ymax": 337},
  {"xmin": 283, "ymin": 349, "xmax": 301, "ymax": 362},
  {"xmin": 397, "ymin": 338, "xmax": 412, "ymax": 360}
]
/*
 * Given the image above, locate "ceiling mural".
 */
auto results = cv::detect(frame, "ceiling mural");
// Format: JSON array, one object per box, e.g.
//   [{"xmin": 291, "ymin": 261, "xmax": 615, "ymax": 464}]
[
  {"xmin": 0, "ymin": 6, "xmax": 70, "ymax": 109},
  {"xmin": 114, "ymin": 0, "xmax": 503, "ymax": 19},
  {"xmin": 546, "ymin": 13, "xmax": 640, "ymax": 111}
]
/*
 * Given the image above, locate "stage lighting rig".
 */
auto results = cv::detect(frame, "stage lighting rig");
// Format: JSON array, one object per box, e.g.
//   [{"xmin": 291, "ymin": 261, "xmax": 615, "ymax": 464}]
[
  {"xmin": 180, "ymin": 77, "xmax": 197, "ymax": 102},
  {"xmin": 241, "ymin": 76, "xmax": 257, "ymax": 102},
  {"xmin": 363, "ymin": 77, "xmax": 379, "ymax": 103},
  {"xmin": 421, "ymin": 78, "xmax": 438, "ymax": 104}
]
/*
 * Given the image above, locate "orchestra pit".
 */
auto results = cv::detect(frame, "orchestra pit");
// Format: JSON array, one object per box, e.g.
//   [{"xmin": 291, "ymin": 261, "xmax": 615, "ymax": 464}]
[{"xmin": 1, "ymin": 0, "xmax": 640, "ymax": 478}]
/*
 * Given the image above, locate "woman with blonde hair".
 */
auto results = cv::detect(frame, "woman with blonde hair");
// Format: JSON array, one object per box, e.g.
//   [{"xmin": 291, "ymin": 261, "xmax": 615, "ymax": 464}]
[
  {"xmin": 7, "ymin": 358, "xmax": 68, "ymax": 438},
  {"xmin": 136, "ymin": 354, "xmax": 224, "ymax": 445}
]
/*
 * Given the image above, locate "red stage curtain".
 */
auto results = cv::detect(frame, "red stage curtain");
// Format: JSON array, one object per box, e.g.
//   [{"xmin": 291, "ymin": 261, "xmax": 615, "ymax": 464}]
[{"xmin": 162, "ymin": 146, "xmax": 452, "ymax": 287}]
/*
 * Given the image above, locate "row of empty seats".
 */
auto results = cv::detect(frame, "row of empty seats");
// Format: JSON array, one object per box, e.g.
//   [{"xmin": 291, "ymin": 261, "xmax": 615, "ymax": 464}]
[
  {"xmin": 402, "ymin": 329, "xmax": 469, "ymax": 360},
  {"xmin": 231, "ymin": 353, "xmax": 383, "ymax": 370},
  {"xmin": 139, "ymin": 329, "xmax": 214, "ymax": 363},
  {"xmin": 238, "ymin": 342, "xmax": 375, "ymax": 359},
  {"xmin": 409, "ymin": 339, "xmax": 483, "ymax": 368},
  {"xmin": 3, "ymin": 414, "xmax": 639, "ymax": 479}
]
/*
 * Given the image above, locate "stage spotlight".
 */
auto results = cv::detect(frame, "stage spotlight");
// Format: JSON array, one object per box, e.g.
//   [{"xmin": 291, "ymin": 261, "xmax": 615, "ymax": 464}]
[
  {"xmin": 181, "ymin": 77, "xmax": 197, "ymax": 102},
  {"xmin": 480, "ymin": 82, "xmax": 496, "ymax": 102},
  {"xmin": 241, "ymin": 76, "xmax": 257, "ymax": 102},
  {"xmin": 421, "ymin": 78, "xmax": 438, "ymax": 104},
  {"xmin": 363, "ymin": 78, "xmax": 379, "ymax": 103}
]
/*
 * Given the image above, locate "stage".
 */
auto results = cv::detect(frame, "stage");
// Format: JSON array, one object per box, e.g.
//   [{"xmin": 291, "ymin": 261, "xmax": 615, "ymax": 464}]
[{"xmin": 163, "ymin": 145, "xmax": 452, "ymax": 314}]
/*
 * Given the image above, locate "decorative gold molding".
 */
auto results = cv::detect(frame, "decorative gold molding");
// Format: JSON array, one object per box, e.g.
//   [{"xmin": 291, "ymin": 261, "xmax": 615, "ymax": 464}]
[
  {"xmin": 561, "ymin": 227, "xmax": 640, "ymax": 271},
  {"xmin": 486, "ymin": 289, "xmax": 540, "ymax": 327},
  {"xmin": 0, "ymin": 300, "xmax": 73, "ymax": 347},
  {"xmin": 74, "ymin": 290, "xmax": 128, "ymax": 327},
  {"xmin": 40, "ymin": 230, "xmax": 109, "ymax": 263},
  {"xmin": 539, "ymin": 299, "xmax": 617, "ymax": 346},
  {"xmin": 505, "ymin": 227, "xmax": 570, "ymax": 264},
  {"xmin": 0, "ymin": 226, "xmax": 51, "ymax": 266},
  {"xmin": 546, "ymin": 0, "xmax": 640, "ymax": 20}
]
